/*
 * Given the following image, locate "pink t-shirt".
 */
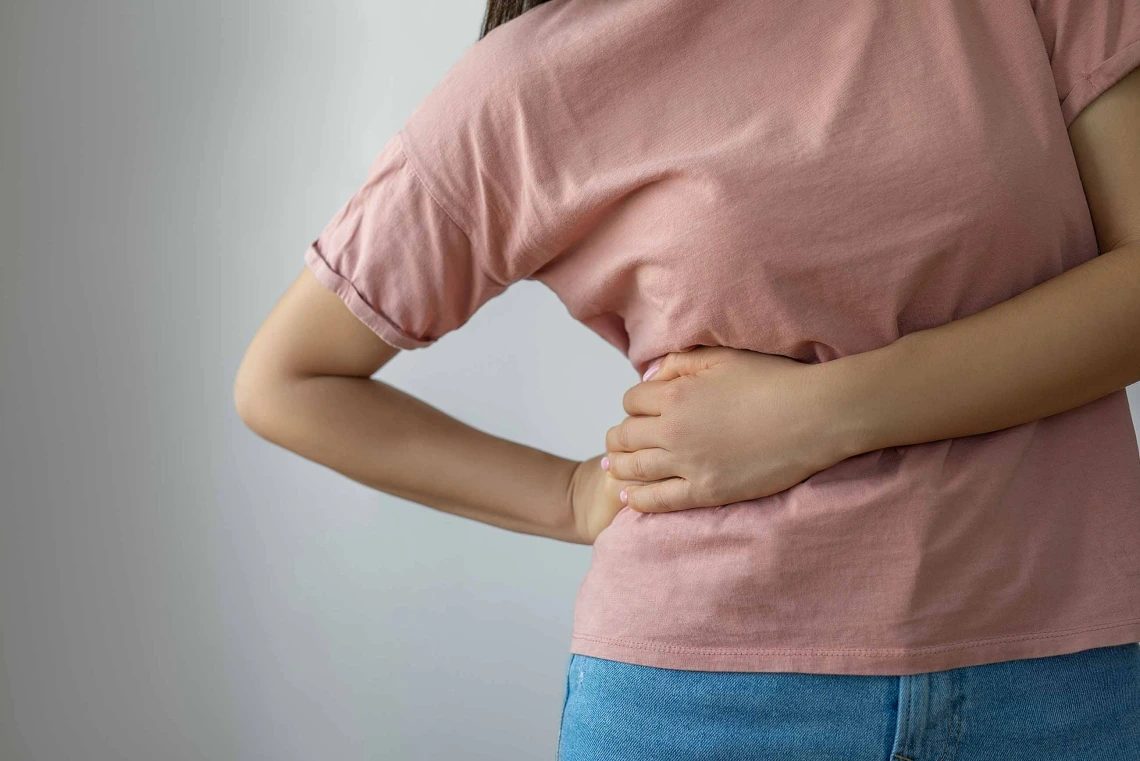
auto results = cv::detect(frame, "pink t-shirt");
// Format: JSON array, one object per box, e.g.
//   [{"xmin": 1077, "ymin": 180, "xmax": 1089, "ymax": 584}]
[{"xmin": 304, "ymin": 0, "xmax": 1140, "ymax": 675}]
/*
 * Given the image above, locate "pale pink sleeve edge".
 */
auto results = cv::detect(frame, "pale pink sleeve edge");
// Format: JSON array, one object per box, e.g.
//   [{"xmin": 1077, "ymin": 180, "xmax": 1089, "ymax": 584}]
[
  {"xmin": 303, "ymin": 243, "xmax": 436, "ymax": 351},
  {"xmin": 1060, "ymin": 36, "xmax": 1140, "ymax": 128}
]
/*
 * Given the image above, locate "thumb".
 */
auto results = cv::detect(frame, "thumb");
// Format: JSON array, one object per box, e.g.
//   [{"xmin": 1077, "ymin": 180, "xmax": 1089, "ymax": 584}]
[{"xmin": 642, "ymin": 346, "xmax": 721, "ymax": 383}]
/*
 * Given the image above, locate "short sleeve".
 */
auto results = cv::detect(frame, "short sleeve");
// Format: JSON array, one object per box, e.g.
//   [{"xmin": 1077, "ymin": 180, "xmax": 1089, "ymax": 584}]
[
  {"xmin": 1032, "ymin": 0, "xmax": 1140, "ymax": 128},
  {"xmin": 303, "ymin": 21, "xmax": 563, "ymax": 350},
  {"xmin": 303, "ymin": 131, "xmax": 507, "ymax": 350}
]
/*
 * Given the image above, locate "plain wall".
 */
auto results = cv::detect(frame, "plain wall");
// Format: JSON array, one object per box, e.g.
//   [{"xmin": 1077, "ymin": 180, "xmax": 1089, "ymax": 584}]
[
  {"xmin": 1, "ymin": 2, "xmax": 634, "ymax": 759},
  {"xmin": 3, "ymin": 2, "xmax": 1139, "ymax": 761}
]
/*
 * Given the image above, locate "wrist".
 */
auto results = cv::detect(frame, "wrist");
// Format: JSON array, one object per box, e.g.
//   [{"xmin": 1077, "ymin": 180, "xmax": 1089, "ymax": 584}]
[
  {"xmin": 561, "ymin": 458, "xmax": 595, "ymax": 545},
  {"xmin": 812, "ymin": 341, "xmax": 901, "ymax": 459}
]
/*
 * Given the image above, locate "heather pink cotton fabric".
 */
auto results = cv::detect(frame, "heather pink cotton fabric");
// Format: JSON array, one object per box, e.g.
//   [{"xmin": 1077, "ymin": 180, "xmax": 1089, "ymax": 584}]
[{"xmin": 304, "ymin": 0, "xmax": 1140, "ymax": 675}]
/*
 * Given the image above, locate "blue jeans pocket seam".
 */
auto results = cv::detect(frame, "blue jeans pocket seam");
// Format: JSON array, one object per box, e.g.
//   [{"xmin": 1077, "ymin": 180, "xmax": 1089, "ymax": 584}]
[{"xmin": 556, "ymin": 654, "xmax": 577, "ymax": 760}]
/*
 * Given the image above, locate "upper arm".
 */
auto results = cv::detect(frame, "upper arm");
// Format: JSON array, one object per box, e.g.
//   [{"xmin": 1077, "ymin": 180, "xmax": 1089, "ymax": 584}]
[
  {"xmin": 234, "ymin": 266, "xmax": 400, "ymax": 418},
  {"xmin": 1030, "ymin": 0, "xmax": 1140, "ymax": 252},
  {"xmin": 236, "ymin": 22, "xmax": 571, "ymax": 417},
  {"xmin": 1068, "ymin": 64, "xmax": 1140, "ymax": 253},
  {"xmin": 262, "ymin": 22, "xmax": 570, "ymax": 370}
]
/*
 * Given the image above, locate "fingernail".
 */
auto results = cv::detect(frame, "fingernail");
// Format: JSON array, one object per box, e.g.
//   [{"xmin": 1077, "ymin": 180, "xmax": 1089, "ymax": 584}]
[
  {"xmin": 642, "ymin": 362, "xmax": 661, "ymax": 381},
  {"xmin": 619, "ymin": 489, "xmax": 628, "ymax": 504},
  {"xmin": 600, "ymin": 456, "xmax": 609, "ymax": 471}
]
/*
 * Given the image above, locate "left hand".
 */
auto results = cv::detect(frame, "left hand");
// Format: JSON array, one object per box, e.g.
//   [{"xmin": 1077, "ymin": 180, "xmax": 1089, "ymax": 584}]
[{"xmin": 603, "ymin": 345, "xmax": 856, "ymax": 512}]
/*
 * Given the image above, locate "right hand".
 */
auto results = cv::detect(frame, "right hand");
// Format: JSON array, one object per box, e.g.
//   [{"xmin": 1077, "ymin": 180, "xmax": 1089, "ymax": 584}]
[{"xmin": 568, "ymin": 453, "xmax": 635, "ymax": 544}]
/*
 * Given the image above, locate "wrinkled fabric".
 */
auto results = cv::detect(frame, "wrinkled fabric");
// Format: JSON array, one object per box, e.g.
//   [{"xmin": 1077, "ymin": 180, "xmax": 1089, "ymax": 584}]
[{"xmin": 305, "ymin": 0, "xmax": 1140, "ymax": 675}]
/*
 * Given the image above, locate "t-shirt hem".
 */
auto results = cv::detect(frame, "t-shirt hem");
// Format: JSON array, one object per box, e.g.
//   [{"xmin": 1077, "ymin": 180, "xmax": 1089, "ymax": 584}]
[
  {"xmin": 303, "ymin": 243, "xmax": 436, "ymax": 351},
  {"xmin": 1060, "ymin": 36, "xmax": 1140, "ymax": 128},
  {"xmin": 569, "ymin": 618, "xmax": 1140, "ymax": 676}
]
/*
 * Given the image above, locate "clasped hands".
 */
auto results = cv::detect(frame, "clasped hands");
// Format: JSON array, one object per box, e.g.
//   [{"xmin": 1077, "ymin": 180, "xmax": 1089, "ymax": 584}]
[{"xmin": 569, "ymin": 345, "xmax": 864, "ymax": 543}]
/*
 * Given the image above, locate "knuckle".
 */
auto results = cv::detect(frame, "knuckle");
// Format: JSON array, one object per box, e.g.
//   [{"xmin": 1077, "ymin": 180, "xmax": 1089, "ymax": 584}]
[
  {"xmin": 651, "ymin": 487, "xmax": 671, "ymax": 512},
  {"xmin": 631, "ymin": 489, "xmax": 651, "ymax": 512},
  {"xmin": 685, "ymin": 472, "xmax": 711, "ymax": 501},
  {"xmin": 605, "ymin": 424, "xmax": 621, "ymax": 451},
  {"xmin": 631, "ymin": 452, "xmax": 649, "ymax": 480},
  {"xmin": 616, "ymin": 424, "xmax": 631, "ymax": 450},
  {"xmin": 610, "ymin": 453, "xmax": 628, "ymax": 477},
  {"xmin": 664, "ymin": 378, "xmax": 691, "ymax": 405},
  {"xmin": 660, "ymin": 415, "xmax": 684, "ymax": 441}
]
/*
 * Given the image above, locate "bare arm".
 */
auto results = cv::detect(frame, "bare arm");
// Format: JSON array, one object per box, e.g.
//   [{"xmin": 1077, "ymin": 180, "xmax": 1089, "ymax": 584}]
[
  {"xmin": 827, "ymin": 65, "xmax": 1140, "ymax": 458},
  {"xmin": 603, "ymin": 66, "xmax": 1140, "ymax": 513},
  {"xmin": 233, "ymin": 267, "xmax": 600, "ymax": 544}
]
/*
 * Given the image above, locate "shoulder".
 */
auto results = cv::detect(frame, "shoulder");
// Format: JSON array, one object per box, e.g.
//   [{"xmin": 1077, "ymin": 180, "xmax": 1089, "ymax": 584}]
[
  {"xmin": 401, "ymin": 0, "xmax": 614, "ymax": 143},
  {"xmin": 397, "ymin": 0, "xmax": 615, "ymax": 221}
]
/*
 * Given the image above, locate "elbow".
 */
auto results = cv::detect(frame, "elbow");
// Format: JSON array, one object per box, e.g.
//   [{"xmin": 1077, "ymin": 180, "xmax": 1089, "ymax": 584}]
[
  {"xmin": 232, "ymin": 372, "xmax": 260, "ymax": 433},
  {"xmin": 233, "ymin": 356, "xmax": 280, "ymax": 439}
]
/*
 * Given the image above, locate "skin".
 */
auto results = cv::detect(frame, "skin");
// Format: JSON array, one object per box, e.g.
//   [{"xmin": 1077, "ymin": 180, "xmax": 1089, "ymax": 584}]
[
  {"xmin": 234, "ymin": 65, "xmax": 1140, "ymax": 545},
  {"xmin": 607, "ymin": 64, "xmax": 1140, "ymax": 512},
  {"xmin": 233, "ymin": 270, "xmax": 626, "ymax": 545}
]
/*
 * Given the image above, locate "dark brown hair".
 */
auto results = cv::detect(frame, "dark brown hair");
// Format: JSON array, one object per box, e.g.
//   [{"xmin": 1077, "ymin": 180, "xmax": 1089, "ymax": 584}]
[{"xmin": 480, "ymin": 0, "xmax": 554, "ymax": 39}]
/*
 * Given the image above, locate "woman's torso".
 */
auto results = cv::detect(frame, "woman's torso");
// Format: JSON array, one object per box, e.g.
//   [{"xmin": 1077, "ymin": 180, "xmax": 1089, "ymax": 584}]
[
  {"xmin": 486, "ymin": 0, "xmax": 1140, "ymax": 675},
  {"xmin": 374, "ymin": 0, "xmax": 1140, "ymax": 675}
]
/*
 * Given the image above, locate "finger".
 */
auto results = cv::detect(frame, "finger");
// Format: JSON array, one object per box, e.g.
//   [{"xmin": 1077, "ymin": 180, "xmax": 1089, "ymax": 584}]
[
  {"xmin": 603, "ymin": 473, "xmax": 636, "ymax": 512},
  {"xmin": 645, "ymin": 346, "xmax": 726, "ymax": 383},
  {"xmin": 595, "ymin": 471, "xmax": 633, "ymax": 526},
  {"xmin": 605, "ymin": 447, "xmax": 675, "ymax": 483},
  {"xmin": 605, "ymin": 416, "xmax": 665, "ymax": 453},
  {"xmin": 622, "ymin": 478, "xmax": 698, "ymax": 513},
  {"xmin": 621, "ymin": 380, "xmax": 668, "ymax": 416}
]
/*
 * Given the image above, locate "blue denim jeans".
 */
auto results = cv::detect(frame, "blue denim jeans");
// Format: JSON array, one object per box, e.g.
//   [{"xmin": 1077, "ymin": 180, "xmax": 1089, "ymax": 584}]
[{"xmin": 557, "ymin": 643, "xmax": 1140, "ymax": 760}]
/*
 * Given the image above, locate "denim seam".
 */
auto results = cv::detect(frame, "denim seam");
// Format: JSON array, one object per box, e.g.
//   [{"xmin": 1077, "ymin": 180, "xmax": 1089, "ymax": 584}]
[
  {"xmin": 555, "ymin": 654, "xmax": 576, "ymax": 760},
  {"xmin": 934, "ymin": 670, "xmax": 965, "ymax": 761},
  {"xmin": 904, "ymin": 674, "xmax": 915, "ymax": 759},
  {"xmin": 936, "ymin": 705, "xmax": 965, "ymax": 761},
  {"xmin": 891, "ymin": 675, "xmax": 915, "ymax": 761}
]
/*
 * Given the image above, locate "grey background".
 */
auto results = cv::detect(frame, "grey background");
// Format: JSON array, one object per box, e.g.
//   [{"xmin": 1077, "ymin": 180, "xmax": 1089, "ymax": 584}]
[
  {"xmin": 3, "ymin": 2, "xmax": 1139, "ymax": 761},
  {"xmin": 1, "ymin": 2, "xmax": 635, "ymax": 759}
]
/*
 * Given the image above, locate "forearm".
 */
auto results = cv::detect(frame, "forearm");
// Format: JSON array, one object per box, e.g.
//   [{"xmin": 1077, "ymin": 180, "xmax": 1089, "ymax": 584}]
[
  {"xmin": 239, "ymin": 374, "xmax": 583, "ymax": 543},
  {"xmin": 825, "ymin": 241, "xmax": 1140, "ymax": 457}
]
